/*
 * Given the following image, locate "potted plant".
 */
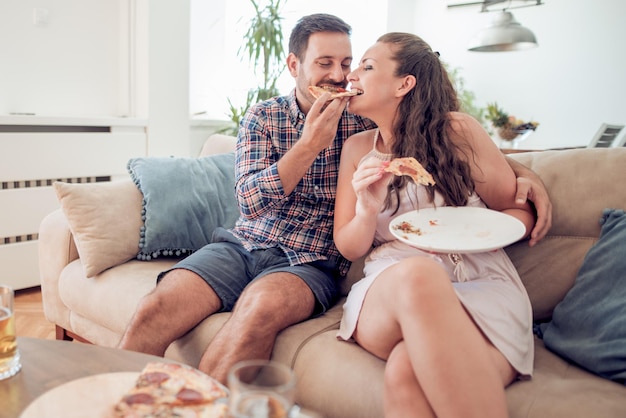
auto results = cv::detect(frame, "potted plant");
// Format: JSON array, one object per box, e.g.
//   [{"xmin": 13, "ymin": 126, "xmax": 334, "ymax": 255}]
[{"xmin": 221, "ymin": 0, "xmax": 286, "ymax": 135}]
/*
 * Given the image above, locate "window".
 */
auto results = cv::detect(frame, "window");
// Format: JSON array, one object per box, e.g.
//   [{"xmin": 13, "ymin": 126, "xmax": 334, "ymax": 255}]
[{"xmin": 190, "ymin": 0, "xmax": 387, "ymax": 120}]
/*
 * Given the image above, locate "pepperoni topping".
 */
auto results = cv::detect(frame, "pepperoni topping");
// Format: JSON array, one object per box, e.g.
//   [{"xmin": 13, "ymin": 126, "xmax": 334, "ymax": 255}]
[
  {"xmin": 123, "ymin": 392, "xmax": 156, "ymax": 405},
  {"xmin": 176, "ymin": 387, "xmax": 204, "ymax": 403},
  {"xmin": 139, "ymin": 371, "xmax": 170, "ymax": 386},
  {"xmin": 322, "ymin": 86, "xmax": 347, "ymax": 93},
  {"xmin": 398, "ymin": 165, "xmax": 418, "ymax": 175}
]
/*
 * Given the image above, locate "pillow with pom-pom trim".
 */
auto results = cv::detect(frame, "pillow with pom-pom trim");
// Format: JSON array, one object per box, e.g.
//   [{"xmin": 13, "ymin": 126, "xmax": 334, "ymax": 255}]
[{"xmin": 127, "ymin": 153, "xmax": 239, "ymax": 261}]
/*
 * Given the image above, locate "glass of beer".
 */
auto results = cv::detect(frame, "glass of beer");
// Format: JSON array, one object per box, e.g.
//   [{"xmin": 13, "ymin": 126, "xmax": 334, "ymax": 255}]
[
  {"xmin": 0, "ymin": 285, "xmax": 21, "ymax": 380},
  {"xmin": 228, "ymin": 360, "xmax": 296, "ymax": 418}
]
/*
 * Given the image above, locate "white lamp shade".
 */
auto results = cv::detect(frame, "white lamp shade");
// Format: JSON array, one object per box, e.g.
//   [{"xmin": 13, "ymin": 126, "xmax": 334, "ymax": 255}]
[{"xmin": 469, "ymin": 11, "xmax": 538, "ymax": 52}]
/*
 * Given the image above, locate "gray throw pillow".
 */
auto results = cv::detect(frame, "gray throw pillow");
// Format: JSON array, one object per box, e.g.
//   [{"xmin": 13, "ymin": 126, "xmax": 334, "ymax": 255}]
[
  {"xmin": 540, "ymin": 208, "xmax": 626, "ymax": 384},
  {"xmin": 127, "ymin": 153, "xmax": 239, "ymax": 260}
]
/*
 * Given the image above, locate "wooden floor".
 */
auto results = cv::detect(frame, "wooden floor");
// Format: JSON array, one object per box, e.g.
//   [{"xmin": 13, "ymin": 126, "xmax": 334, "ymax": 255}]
[{"xmin": 14, "ymin": 286, "xmax": 56, "ymax": 340}]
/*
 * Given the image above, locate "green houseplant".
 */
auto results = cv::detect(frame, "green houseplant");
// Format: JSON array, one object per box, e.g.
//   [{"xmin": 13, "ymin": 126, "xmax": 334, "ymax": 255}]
[
  {"xmin": 221, "ymin": 0, "xmax": 286, "ymax": 135},
  {"xmin": 445, "ymin": 64, "xmax": 485, "ymax": 125}
]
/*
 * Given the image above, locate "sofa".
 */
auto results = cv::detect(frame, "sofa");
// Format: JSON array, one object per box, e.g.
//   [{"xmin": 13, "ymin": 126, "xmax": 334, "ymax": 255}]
[{"xmin": 39, "ymin": 134, "xmax": 626, "ymax": 417}]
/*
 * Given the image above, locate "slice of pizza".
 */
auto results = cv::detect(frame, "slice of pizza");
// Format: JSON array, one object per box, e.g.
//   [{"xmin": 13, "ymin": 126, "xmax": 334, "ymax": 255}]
[
  {"xmin": 308, "ymin": 85, "xmax": 360, "ymax": 99},
  {"xmin": 111, "ymin": 362, "xmax": 228, "ymax": 418},
  {"xmin": 384, "ymin": 157, "xmax": 436, "ymax": 186}
]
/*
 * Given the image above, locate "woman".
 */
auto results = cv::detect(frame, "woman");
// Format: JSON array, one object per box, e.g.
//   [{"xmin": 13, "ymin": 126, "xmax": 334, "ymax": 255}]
[{"xmin": 333, "ymin": 33, "xmax": 535, "ymax": 417}]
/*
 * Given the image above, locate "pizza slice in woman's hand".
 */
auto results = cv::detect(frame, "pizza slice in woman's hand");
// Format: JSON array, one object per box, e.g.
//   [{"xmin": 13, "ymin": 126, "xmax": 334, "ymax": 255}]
[{"xmin": 384, "ymin": 157, "xmax": 436, "ymax": 186}]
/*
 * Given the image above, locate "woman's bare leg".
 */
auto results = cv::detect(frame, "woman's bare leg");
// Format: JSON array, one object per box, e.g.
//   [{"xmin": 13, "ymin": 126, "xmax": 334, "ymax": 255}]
[
  {"xmin": 355, "ymin": 256, "xmax": 516, "ymax": 418},
  {"xmin": 384, "ymin": 341, "xmax": 435, "ymax": 418}
]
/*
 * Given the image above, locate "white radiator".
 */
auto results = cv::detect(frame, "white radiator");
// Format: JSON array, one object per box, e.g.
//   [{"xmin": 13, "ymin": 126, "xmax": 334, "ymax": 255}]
[{"xmin": 0, "ymin": 117, "xmax": 147, "ymax": 290}]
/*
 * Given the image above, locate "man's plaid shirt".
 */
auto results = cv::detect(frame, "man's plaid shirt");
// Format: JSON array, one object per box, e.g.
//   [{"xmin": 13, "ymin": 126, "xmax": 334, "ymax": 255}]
[{"xmin": 230, "ymin": 89, "xmax": 375, "ymax": 276}]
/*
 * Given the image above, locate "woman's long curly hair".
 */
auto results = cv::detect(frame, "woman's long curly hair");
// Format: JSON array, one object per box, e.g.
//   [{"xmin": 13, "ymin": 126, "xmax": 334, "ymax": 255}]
[{"xmin": 379, "ymin": 32, "xmax": 474, "ymax": 211}]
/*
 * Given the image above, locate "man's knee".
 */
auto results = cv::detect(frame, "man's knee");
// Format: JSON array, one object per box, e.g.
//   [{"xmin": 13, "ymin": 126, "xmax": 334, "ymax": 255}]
[
  {"xmin": 249, "ymin": 274, "xmax": 313, "ymax": 308},
  {"xmin": 138, "ymin": 269, "xmax": 221, "ymax": 320},
  {"xmin": 232, "ymin": 275, "xmax": 315, "ymax": 330},
  {"xmin": 130, "ymin": 288, "xmax": 167, "ymax": 325}
]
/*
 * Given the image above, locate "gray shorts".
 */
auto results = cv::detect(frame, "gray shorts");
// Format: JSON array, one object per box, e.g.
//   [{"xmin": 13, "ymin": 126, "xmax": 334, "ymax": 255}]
[{"xmin": 158, "ymin": 227, "xmax": 340, "ymax": 314}]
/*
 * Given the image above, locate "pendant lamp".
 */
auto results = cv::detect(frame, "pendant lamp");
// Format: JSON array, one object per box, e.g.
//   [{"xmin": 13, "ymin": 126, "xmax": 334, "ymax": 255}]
[{"xmin": 468, "ymin": 10, "xmax": 538, "ymax": 52}]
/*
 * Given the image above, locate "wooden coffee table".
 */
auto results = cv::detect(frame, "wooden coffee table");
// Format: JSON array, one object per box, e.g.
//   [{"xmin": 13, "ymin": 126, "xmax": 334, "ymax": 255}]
[{"xmin": 0, "ymin": 337, "xmax": 177, "ymax": 418}]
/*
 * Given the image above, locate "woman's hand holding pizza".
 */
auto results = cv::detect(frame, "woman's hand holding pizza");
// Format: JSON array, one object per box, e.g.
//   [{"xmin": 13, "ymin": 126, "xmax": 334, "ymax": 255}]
[{"xmin": 352, "ymin": 157, "xmax": 392, "ymax": 218}]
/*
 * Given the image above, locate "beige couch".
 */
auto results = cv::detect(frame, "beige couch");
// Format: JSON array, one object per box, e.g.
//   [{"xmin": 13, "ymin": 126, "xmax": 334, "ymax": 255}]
[{"xmin": 39, "ymin": 134, "xmax": 626, "ymax": 417}]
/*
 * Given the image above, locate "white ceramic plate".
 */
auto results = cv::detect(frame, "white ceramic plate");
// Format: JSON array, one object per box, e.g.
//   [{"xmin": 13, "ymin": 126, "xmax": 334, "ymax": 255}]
[
  {"xmin": 20, "ymin": 372, "xmax": 139, "ymax": 418},
  {"xmin": 20, "ymin": 371, "xmax": 229, "ymax": 418},
  {"xmin": 389, "ymin": 206, "xmax": 526, "ymax": 253}
]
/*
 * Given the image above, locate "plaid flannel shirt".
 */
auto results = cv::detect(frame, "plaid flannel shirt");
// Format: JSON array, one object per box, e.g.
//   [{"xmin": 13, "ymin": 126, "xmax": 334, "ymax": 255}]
[{"xmin": 230, "ymin": 89, "xmax": 375, "ymax": 276}]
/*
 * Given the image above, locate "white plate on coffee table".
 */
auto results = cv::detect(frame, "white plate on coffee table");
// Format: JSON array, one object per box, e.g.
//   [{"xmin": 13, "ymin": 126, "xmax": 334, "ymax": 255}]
[
  {"xmin": 389, "ymin": 206, "xmax": 526, "ymax": 253},
  {"xmin": 20, "ymin": 371, "xmax": 229, "ymax": 418},
  {"xmin": 20, "ymin": 372, "xmax": 139, "ymax": 418}
]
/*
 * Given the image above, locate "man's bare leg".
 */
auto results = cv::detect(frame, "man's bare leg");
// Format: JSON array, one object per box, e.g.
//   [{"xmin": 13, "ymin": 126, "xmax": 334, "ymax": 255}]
[
  {"xmin": 118, "ymin": 269, "xmax": 222, "ymax": 356},
  {"xmin": 198, "ymin": 272, "xmax": 315, "ymax": 384}
]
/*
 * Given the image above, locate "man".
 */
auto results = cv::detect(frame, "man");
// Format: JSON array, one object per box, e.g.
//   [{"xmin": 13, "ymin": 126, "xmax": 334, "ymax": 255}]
[{"xmin": 118, "ymin": 13, "xmax": 551, "ymax": 384}]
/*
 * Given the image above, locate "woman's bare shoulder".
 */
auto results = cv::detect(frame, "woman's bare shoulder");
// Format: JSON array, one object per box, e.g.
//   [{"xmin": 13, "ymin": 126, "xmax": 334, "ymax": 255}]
[
  {"xmin": 344, "ymin": 129, "xmax": 377, "ymax": 153},
  {"xmin": 448, "ymin": 111, "xmax": 482, "ymax": 131},
  {"xmin": 340, "ymin": 129, "xmax": 377, "ymax": 169}
]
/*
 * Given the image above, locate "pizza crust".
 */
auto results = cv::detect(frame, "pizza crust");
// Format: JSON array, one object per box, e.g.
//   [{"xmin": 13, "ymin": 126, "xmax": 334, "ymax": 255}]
[
  {"xmin": 384, "ymin": 157, "xmax": 436, "ymax": 186},
  {"xmin": 308, "ymin": 85, "xmax": 359, "ymax": 99}
]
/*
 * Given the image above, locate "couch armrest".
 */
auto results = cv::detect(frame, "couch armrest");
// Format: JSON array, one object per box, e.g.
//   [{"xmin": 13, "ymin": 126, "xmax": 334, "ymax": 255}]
[
  {"xmin": 38, "ymin": 208, "xmax": 78, "ymax": 326},
  {"xmin": 200, "ymin": 134, "xmax": 237, "ymax": 156}
]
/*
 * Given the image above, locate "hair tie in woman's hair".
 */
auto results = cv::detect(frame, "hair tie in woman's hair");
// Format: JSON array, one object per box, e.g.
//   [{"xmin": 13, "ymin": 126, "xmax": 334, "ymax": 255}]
[{"xmin": 434, "ymin": 51, "xmax": 440, "ymax": 57}]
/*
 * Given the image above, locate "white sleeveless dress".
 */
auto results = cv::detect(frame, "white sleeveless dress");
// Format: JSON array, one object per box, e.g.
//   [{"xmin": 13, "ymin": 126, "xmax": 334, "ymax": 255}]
[{"xmin": 337, "ymin": 130, "xmax": 534, "ymax": 377}]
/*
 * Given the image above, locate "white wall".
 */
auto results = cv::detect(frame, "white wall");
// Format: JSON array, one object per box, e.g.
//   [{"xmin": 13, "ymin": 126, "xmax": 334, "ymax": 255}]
[
  {"xmin": 0, "ymin": 0, "xmax": 125, "ymax": 117},
  {"xmin": 404, "ymin": 0, "xmax": 626, "ymax": 149},
  {"xmin": 194, "ymin": 0, "xmax": 626, "ymax": 149},
  {"xmin": 144, "ymin": 0, "xmax": 191, "ymax": 157},
  {"xmin": 0, "ymin": 0, "xmax": 194, "ymax": 157},
  {"xmin": 3, "ymin": 0, "xmax": 624, "ymax": 152}
]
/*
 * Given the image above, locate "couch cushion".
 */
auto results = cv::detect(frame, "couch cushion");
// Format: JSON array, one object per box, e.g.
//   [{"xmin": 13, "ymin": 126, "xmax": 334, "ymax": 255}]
[
  {"xmin": 288, "ymin": 326, "xmax": 385, "ymax": 418},
  {"xmin": 53, "ymin": 180, "xmax": 143, "ymax": 277},
  {"xmin": 510, "ymin": 148, "xmax": 626, "ymax": 238},
  {"xmin": 504, "ymin": 236, "xmax": 595, "ymax": 321},
  {"xmin": 507, "ymin": 148, "xmax": 626, "ymax": 319},
  {"xmin": 505, "ymin": 338, "xmax": 626, "ymax": 417},
  {"xmin": 127, "ymin": 153, "xmax": 239, "ymax": 260},
  {"xmin": 58, "ymin": 258, "xmax": 178, "ymax": 342}
]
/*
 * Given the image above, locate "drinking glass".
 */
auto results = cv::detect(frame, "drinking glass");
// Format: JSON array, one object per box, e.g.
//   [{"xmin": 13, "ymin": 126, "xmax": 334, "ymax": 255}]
[
  {"xmin": 0, "ymin": 285, "xmax": 21, "ymax": 380},
  {"xmin": 228, "ymin": 360, "xmax": 296, "ymax": 418}
]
